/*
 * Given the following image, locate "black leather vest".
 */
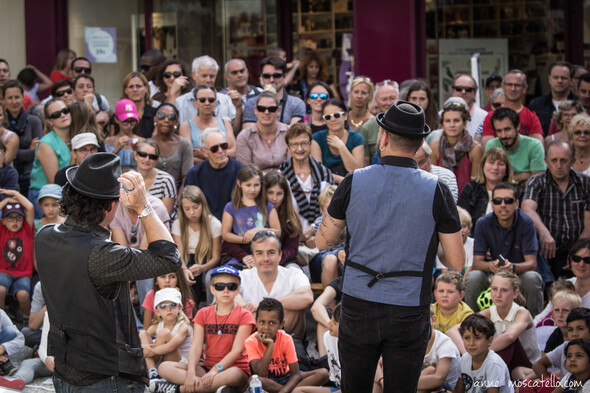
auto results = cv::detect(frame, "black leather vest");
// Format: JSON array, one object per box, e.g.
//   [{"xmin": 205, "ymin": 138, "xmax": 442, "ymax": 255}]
[{"xmin": 37, "ymin": 223, "xmax": 146, "ymax": 378}]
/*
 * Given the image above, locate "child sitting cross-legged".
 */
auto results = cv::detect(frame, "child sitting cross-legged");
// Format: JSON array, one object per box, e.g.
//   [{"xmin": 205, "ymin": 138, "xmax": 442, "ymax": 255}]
[
  {"xmin": 432, "ymin": 271, "xmax": 473, "ymax": 334},
  {"xmin": 245, "ymin": 297, "xmax": 329, "ymax": 393}
]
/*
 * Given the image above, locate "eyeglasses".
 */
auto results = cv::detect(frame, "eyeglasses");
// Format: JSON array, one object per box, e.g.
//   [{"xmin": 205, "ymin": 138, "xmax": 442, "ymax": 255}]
[
  {"xmin": 562, "ymin": 113, "xmax": 578, "ymax": 119},
  {"xmin": 55, "ymin": 88, "xmax": 73, "ymax": 97},
  {"xmin": 139, "ymin": 64, "xmax": 155, "ymax": 72},
  {"xmin": 122, "ymin": 119, "xmax": 138, "ymax": 126},
  {"xmin": 492, "ymin": 102, "xmax": 503, "ymax": 108},
  {"xmin": 206, "ymin": 142, "xmax": 229, "ymax": 153},
  {"xmin": 309, "ymin": 92, "xmax": 329, "ymax": 100},
  {"xmin": 3, "ymin": 215, "xmax": 23, "ymax": 222},
  {"xmin": 213, "ymin": 282, "xmax": 239, "ymax": 291},
  {"xmin": 252, "ymin": 229, "xmax": 279, "ymax": 242},
  {"xmin": 130, "ymin": 225, "xmax": 138, "ymax": 244},
  {"xmin": 453, "ymin": 86, "xmax": 475, "ymax": 93},
  {"xmin": 322, "ymin": 112, "xmax": 345, "ymax": 121},
  {"xmin": 444, "ymin": 101, "xmax": 466, "ymax": 110},
  {"xmin": 288, "ymin": 141, "xmax": 311, "ymax": 148},
  {"xmin": 376, "ymin": 79, "xmax": 399, "ymax": 89},
  {"xmin": 256, "ymin": 105, "xmax": 279, "ymax": 113},
  {"xmin": 573, "ymin": 130, "xmax": 590, "ymax": 136},
  {"xmin": 198, "ymin": 97, "xmax": 216, "ymax": 103},
  {"xmin": 229, "ymin": 68, "xmax": 246, "ymax": 75},
  {"xmin": 261, "ymin": 72, "xmax": 283, "ymax": 80},
  {"xmin": 163, "ymin": 71, "xmax": 182, "ymax": 79},
  {"xmin": 156, "ymin": 302, "xmax": 179, "ymax": 310},
  {"xmin": 491, "ymin": 197, "xmax": 515, "ymax": 205},
  {"xmin": 77, "ymin": 146, "xmax": 98, "ymax": 154},
  {"xmin": 137, "ymin": 150, "xmax": 159, "ymax": 160},
  {"xmin": 155, "ymin": 112, "xmax": 178, "ymax": 121},
  {"xmin": 353, "ymin": 75, "xmax": 373, "ymax": 83},
  {"xmin": 73, "ymin": 67, "xmax": 91, "ymax": 74},
  {"xmin": 48, "ymin": 107, "xmax": 71, "ymax": 120},
  {"xmin": 571, "ymin": 255, "xmax": 590, "ymax": 264}
]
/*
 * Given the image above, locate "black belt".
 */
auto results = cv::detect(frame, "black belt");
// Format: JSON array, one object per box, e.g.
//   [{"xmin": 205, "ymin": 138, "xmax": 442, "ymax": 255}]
[{"xmin": 347, "ymin": 260, "xmax": 423, "ymax": 287}]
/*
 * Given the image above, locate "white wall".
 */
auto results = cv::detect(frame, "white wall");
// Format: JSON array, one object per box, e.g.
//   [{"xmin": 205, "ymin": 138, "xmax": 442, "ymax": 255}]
[{"xmin": 0, "ymin": 0, "xmax": 27, "ymax": 74}]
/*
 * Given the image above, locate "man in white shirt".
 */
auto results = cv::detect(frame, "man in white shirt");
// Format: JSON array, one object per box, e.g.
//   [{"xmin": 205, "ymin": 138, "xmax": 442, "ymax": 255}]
[{"xmin": 451, "ymin": 74, "xmax": 488, "ymax": 138}]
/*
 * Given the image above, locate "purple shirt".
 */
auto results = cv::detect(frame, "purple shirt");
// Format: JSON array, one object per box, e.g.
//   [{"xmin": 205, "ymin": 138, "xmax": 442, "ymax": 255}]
[
  {"xmin": 236, "ymin": 122, "xmax": 290, "ymax": 174},
  {"xmin": 223, "ymin": 201, "xmax": 274, "ymax": 236}
]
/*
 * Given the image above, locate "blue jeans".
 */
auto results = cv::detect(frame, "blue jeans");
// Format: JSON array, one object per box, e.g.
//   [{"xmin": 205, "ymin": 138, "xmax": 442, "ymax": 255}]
[
  {"xmin": 52, "ymin": 374, "xmax": 145, "ymax": 392},
  {"xmin": 0, "ymin": 326, "xmax": 17, "ymax": 345},
  {"xmin": 338, "ymin": 295, "xmax": 430, "ymax": 393}
]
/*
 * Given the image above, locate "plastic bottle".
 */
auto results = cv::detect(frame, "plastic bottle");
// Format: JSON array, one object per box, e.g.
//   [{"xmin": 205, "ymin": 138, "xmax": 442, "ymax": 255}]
[{"xmin": 249, "ymin": 374, "xmax": 262, "ymax": 393}]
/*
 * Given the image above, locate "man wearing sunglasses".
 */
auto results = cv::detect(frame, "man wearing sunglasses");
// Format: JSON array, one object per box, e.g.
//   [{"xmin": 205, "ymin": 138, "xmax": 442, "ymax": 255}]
[
  {"xmin": 241, "ymin": 56, "xmax": 305, "ymax": 130},
  {"xmin": 139, "ymin": 49, "xmax": 166, "ymax": 98},
  {"xmin": 237, "ymin": 230, "xmax": 313, "ymax": 340},
  {"xmin": 185, "ymin": 129, "xmax": 242, "ymax": 220},
  {"xmin": 450, "ymin": 74, "xmax": 488, "ymax": 138},
  {"xmin": 465, "ymin": 182, "xmax": 543, "ymax": 316},
  {"xmin": 481, "ymin": 70, "xmax": 545, "ymax": 148},
  {"xmin": 485, "ymin": 107, "xmax": 546, "ymax": 187},
  {"xmin": 220, "ymin": 58, "xmax": 262, "ymax": 108},
  {"xmin": 68, "ymin": 57, "xmax": 110, "ymax": 115},
  {"xmin": 523, "ymin": 140, "xmax": 590, "ymax": 280}
]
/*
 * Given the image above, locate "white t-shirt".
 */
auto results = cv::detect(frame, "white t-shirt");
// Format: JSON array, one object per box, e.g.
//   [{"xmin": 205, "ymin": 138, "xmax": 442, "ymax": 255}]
[
  {"xmin": 171, "ymin": 215, "xmax": 221, "ymax": 254},
  {"xmin": 323, "ymin": 331, "xmax": 341, "ymax": 387},
  {"xmin": 460, "ymin": 350, "xmax": 514, "ymax": 393},
  {"xmin": 424, "ymin": 330, "xmax": 461, "ymax": 389},
  {"xmin": 436, "ymin": 236, "xmax": 474, "ymax": 272},
  {"xmin": 559, "ymin": 372, "xmax": 590, "ymax": 393},
  {"xmin": 239, "ymin": 265, "xmax": 310, "ymax": 304},
  {"xmin": 547, "ymin": 341, "xmax": 569, "ymax": 377}
]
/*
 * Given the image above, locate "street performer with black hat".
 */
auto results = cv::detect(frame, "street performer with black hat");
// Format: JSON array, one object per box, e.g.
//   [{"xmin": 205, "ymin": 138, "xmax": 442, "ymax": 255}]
[
  {"xmin": 316, "ymin": 101, "xmax": 465, "ymax": 393},
  {"xmin": 36, "ymin": 152, "xmax": 181, "ymax": 392}
]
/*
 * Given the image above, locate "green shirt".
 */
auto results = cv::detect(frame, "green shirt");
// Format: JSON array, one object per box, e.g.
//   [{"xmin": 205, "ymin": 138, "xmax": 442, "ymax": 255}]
[
  {"xmin": 485, "ymin": 135, "xmax": 546, "ymax": 174},
  {"xmin": 360, "ymin": 117, "xmax": 379, "ymax": 159},
  {"xmin": 30, "ymin": 131, "xmax": 71, "ymax": 190}
]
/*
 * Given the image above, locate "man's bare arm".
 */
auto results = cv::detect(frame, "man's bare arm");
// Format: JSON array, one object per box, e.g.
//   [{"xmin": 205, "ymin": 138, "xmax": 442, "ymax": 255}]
[{"xmin": 315, "ymin": 213, "xmax": 346, "ymax": 250}]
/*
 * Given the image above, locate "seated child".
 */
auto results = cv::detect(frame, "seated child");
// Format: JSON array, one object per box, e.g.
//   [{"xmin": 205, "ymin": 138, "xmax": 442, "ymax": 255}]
[
  {"xmin": 292, "ymin": 304, "xmax": 342, "ymax": 393},
  {"xmin": 553, "ymin": 338, "xmax": 590, "ymax": 393},
  {"xmin": 142, "ymin": 270, "xmax": 195, "ymax": 328},
  {"xmin": 534, "ymin": 279, "xmax": 577, "ymax": 328},
  {"xmin": 418, "ymin": 304, "xmax": 461, "ymax": 393},
  {"xmin": 34, "ymin": 184, "xmax": 64, "ymax": 235},
  {"xmin": 311, "ymin": 277, "xmax": 342, "ymax": 357},
  {"xmin": 454, "ymin": 314, "xmax": 514, "ymax": 393},
  {"xmin": 436, "ymin": 206, "xmax": 474, "ymax": 277},
  {"xmin": 432, "ymin": 271, "xmax": 473, "ymax": 334},
  {"xmin": 139, "ymin": 288, "xmax": 192, "ymax": 381},
  {"xmin": 244, "ymin": 297, "xmax": 329, "ymax": 393},
  {"xmin": 544, "ymin": 291, "xmax": 582, "ymax": 353},
  {"xmin": 0, "ymin": 190, "xmax": 35, "ymax": 319},
  {"xmin": 152, "ymin": 265, "xmax": 254, "ymax": 393}
]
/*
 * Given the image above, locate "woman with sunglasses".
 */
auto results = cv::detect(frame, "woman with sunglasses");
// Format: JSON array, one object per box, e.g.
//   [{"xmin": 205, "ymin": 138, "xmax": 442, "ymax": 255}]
[
  {"xmin": 179, "ymin": 85, "xmax": 236, "ymax": 165},
  {"xmin": 133, "ymin": 141, "xmax": 176, "ymax": 216},
  {"xmin": 567, "ymin": 238, "xmax": 590, "ymax": 308},
  {"xmin": 430, "ymin": 102, "xmax": 482, "ymax": 195},
  {"xmin": 458, "ymin": 147, "xmax": 519, "ymax": 234},
  {"xmin": 347, "ymin": 76, "xmax": 374, "ymax": 132},
  {"xmin": 311, "ymin": 98, "xmax": 364, "ymax": 183},
  {"xmin": 151, "ymin": 103, "xmax": 193, "ymax": 188},
  {"xmin": 0, "ymin": 101, "xmax": 20, "ymax": 165},
  {"xmin": 29, "ymin": 99, "xmax": 72, "ymax": 215},
  {"xmin": 569, "ymin": 113, "xmax": 590, "ymax": 175},
  {"xmin": 545, "ymin": 100, "xmax": 585, "ymax": 146},
  {"xmin": 304, "ymin": 81, "xmax": 332, "ymax": 134},
  {"xmin": 152, "ymin": 59, "xmax": 194, "ymax": 107},
  {"xmin": 105, "ymin": 99, "xmax": 144, "ymax": 168},
  {"xmin": 2, "ymin": 80, "xmax": 42, "ymax": 198},
  {"xmin": 236, "ymin": 91, "xmax": 290, "ymax": 174},
  {"xmin": 51, "ymin": 79, "xmax": 75, "ymax": 107},
  {"xmin": 120, "ymin": 71, "xmax": 157, "ymax": 139},
  {"xmin": 407, "ymin": 80, "xmax": 440, "ymax": 131}
]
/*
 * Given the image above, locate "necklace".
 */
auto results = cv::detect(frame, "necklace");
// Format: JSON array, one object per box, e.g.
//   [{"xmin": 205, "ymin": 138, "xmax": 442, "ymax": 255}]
[
  {"xmin": 215, "ymin": 305, "xmax": 235, "ymax": 335},
  {"xmin": 348, "ymin": 117, "xmax": 365, "ymax": 128}
]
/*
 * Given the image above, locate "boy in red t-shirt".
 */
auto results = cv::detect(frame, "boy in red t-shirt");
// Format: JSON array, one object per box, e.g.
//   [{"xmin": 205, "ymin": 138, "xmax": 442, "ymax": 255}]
[
  {"xmin": 245, "ymin": 298, "xmax": 329, "ymax": 393},
  {"xmin": 0, "ymin": 189, "xmax": 35, "ymax": 319}
]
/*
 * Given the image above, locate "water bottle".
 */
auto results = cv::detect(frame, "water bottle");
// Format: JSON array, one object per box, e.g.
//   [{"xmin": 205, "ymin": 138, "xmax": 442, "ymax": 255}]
[{"xmin": 249, "ymin": 374, "xmax": 262, "ymax": 393}]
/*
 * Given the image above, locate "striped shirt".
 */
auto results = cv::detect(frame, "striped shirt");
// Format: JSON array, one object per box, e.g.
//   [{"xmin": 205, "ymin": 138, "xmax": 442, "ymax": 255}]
[{"xmin": 523, "ymin": 170, "xmax": 590, "ymax": 248}]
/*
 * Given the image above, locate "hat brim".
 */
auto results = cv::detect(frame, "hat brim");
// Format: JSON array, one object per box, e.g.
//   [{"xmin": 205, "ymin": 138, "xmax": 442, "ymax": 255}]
[
  {"xmin": 376, "ymin": 112, "xmax": 431, "ymax": 138},
  {"xmin": 66, "ymin": 166, "xmax": 121, "ymax": 199},
  {"xmin": 37, "ymin": 193, "xmax": 62, "ymax": 202}
]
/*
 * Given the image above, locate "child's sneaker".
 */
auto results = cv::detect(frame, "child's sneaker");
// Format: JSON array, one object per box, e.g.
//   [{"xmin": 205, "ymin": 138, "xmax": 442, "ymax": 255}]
[
  {"xmin": 149, "ymin": 367, "xmax": 160, "ymax": 380},
  {"xmin": 216, "ymin": 386, "xmax": 238, "ymax": 393},
  {"xmin": 0, "ymin": 376, "xmax": 25, "ymax": 390},
  {"xmin": 149, "ymin": 379, "xmax": 179, "ymax": 393},
  {"xmin": 0, "ymin": 360, "xmax": 16, "ymax": 376}
]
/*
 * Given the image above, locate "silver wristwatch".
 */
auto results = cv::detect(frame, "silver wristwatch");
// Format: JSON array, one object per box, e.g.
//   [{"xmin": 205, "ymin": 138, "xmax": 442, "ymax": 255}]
[{"xmin": 138, "ymin": 204, "xmax": 154, "ymax": 219}]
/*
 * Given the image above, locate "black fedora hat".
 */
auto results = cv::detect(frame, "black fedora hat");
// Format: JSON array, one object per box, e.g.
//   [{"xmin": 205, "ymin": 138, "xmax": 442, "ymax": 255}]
[
  {"xmin": 376, "ymin": 100, "xmax": 430, "ymax": 139},
  {"xmin": 66, "ymin": 153, "xmax": 122, "ymax": 199}
]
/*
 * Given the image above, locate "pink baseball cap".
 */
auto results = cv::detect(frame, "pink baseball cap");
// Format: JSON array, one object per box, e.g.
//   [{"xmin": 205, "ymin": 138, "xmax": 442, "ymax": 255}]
[{"xmin": 115, "ymin": 99, "xmax": 139, "ymax": 122}]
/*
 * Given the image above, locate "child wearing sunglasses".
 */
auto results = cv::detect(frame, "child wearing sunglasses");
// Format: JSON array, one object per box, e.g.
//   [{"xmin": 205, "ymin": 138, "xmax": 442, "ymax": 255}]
[
  {"xmin": 153, "ymin": 265, "xmax": 255, "ymax": 393},
  {"xmin": 140, "ymin": 288, "xmax": 193, "ymax": 381}
]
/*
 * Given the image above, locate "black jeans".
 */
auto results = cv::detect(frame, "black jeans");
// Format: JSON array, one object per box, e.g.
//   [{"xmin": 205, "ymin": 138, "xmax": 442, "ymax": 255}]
[{"xmin": 339, "ymin": 294, "xmax": 430, "ymax": 393}]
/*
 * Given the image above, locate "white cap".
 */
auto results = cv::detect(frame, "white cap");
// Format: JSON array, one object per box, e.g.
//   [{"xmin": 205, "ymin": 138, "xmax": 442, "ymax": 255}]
[
  {"xmin": 154, "ymin": 288, "xmax": 182, "ymax": 307},
  {"xmin": 71, "ymin": 133, "xmax": 99, "ymax": 150}
]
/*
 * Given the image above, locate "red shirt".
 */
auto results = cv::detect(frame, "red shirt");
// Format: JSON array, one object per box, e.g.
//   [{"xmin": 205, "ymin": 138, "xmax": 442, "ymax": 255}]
[
  {"xmin": 481, "ymin": 106, "xmax": 543, "ymax": 137},
  {"xmin": 245, "ymin": 330, "xmax": 298, "ymax": 378},
  {"xmin": 0, "ymin": 221, "xmax": 34, "ymax": 278}
]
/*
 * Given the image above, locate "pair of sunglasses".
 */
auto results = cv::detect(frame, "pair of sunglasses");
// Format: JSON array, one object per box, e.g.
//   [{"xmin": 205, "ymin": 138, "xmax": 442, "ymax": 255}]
[
  {"xmin": 571, "ymin": 255, "xmax": 590, "ymax": 264},
  {"xmin": 257, "ymin": 105, "xmax": 279, "ymax": 113},
  {"xmin": 322, "ymin": 112, "xmax": 345, "ymax": 121},
  {"xmin": 55, "ymin": 88, "xmax": 73, "ymax": 97},
  {"xmin": 573, "ymin": 130, "xmax": 590, "ymax": 136},
  {"xmin": 309, "ymin": 92, "xmax": 329, "ymax": 100},
  {"xmin": 453, "ymin": 86, "xmax": 475, "ymax": 93},
  {"xmin": 157, "ymin": 302, "xmax": 179, "ymax": 310},
  {"xmin": 207, "ymin": 142, "xmax": 229, "ymax": 153},
  {"xmin": 74, "ymin": 66, "xmax": 91, "ymax": 74},
  {"xmin": 155, "ymin": 112, "xmax": 178, "ymax": 121},
  {"xmin": 213, "ymin": 282, "xmax": 239, "ymax": 291},
  {"xmin": 491, "ymin": 197, "xmax": 515, "ymax": 205},
  {"xmin": 198, "ymin": 97, "xmax": 216, "ymax": 103},
  {"xmin": 130, "ymin": 224, "xmax": 138, "ymax": 244},
  {"xmin": 137, "ymin": 151, "xmax": 159, "ymax": 160},
  {"xmin": 261, "ymin": 72, "xmax": 283, "ymax": 79},
  {"xmin": 163, "ymin": 71, "xmax": 182, "ymax": 79},
  {"xmin": 48, "ymin": 107, "xmax": 71, "ymax": 120}
]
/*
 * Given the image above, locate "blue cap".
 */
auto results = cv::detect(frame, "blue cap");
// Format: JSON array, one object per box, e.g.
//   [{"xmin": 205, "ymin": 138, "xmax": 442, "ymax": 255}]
[
  {"xmin": 211, "ymin": 265, "xmax": 240, "ymax": 281},
  {"xmin": 37, "ymin": 184, "xmax": 63, "ymax": 203}
]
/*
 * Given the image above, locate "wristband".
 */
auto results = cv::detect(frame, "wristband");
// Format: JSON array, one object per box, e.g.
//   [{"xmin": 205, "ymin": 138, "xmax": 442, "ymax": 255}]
[
  {"xmin": 138, "ymin": 203, "xmax": 154, "ymax": 219},
  {"xmin": 512, "ymin": 264, "xmax": 516, "ymax": 273},
  {"xmin": 215, "ymin": 363, "xmax": 223, "ymax": 372}
]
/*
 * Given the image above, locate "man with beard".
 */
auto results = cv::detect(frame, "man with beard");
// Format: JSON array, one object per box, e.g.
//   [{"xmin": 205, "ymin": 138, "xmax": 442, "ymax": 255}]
[{"xmin": 484, "ymin": 108, "xmax": 545, "ymax": 187}]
